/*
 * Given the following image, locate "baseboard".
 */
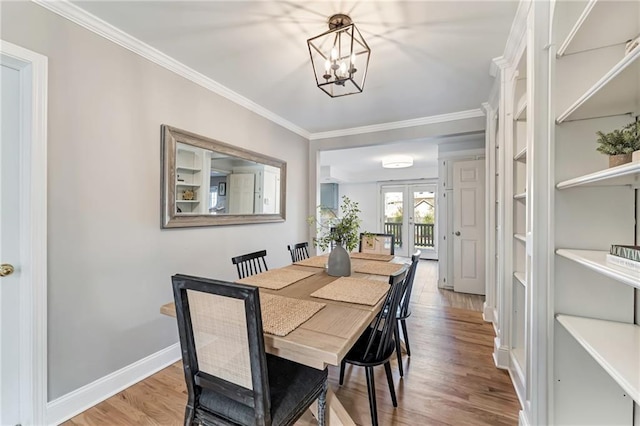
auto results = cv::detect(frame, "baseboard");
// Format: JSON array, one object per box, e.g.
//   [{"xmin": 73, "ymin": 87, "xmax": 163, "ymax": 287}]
[
  {"xmin": 482, "ymin": 302, "xmax": 495, "ymax": 322},
  {"xmin": 518, "ymin": 409, "xmax": 530, "ymax": 426},
  {"xmin": 492, "ymin": 337, "xmax": 510, "ymax": 370},
  {"xmin": 46, "ymin": 343, "xmax": 181, "ymax": 425}
]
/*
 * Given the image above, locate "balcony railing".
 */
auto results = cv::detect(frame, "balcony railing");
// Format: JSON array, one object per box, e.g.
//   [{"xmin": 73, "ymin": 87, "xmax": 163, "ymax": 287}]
[{"xmin": 384, "ymin": 222, "xmax": 434, "ymax": 248}]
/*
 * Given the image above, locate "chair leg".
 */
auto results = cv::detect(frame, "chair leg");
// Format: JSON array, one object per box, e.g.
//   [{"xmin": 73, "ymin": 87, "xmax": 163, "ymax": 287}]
[
  {"xmin": 384, "ymin": 361, "xmax": 398, "ymax": 407},
  {"xmin": 184, "ymin": 405, "xmax": 195, "ymax": 426},
  {"xmin": 394, "ymin": 324, "xmax": 403, "ymax": 377},
  {"xmin": 401, "ymin": 319, "xmax": 411, "ymax": 356},
  {"xmin": 339, "ymin": 359, "xmax": 346, "ymax": 385},
  {"xmin": 317, "ymin": 380, "xmax": 328, "ymax": 426},
  {"xmin": 365, "ymin": 366, "xmax": 379, "ymax": 426}
]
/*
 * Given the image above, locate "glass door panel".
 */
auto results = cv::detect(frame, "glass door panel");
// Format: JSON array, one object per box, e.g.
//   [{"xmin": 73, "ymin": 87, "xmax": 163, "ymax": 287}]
[{"xmin": 381, "ymin": 187, "xmax": 407, "ymax": 257}]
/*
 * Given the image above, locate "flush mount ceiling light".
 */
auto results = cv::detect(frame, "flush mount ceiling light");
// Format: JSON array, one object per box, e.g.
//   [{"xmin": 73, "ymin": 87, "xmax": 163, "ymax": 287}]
[
  {"xmin": 382, "ymin": 155, "xmax": 414, "ymax": 169},
  {"xmin": 307, "ymin": 13, "xmax": 371, "ymax": 98}
]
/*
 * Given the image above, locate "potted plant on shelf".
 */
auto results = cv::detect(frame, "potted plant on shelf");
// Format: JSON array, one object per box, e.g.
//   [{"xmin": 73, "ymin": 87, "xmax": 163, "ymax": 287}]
[
  {"xmin": 596, "ymin": 120, "xmax": 640, "ymax": 167},
  {"xmin": 308, "ymin": 195, "xmax": 363, "ymax": 277}
]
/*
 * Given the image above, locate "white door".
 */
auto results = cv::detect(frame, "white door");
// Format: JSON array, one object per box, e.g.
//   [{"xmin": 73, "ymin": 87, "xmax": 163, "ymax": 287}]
[
  {"xmin": 1, "ymin": 61, "xmax": 22, "ymax": 426},
  {"xmin": 410, "ymin": 184, "xmax": 437, "ymax": 260},
  {"xmin": 228, "ymin": 173, "xmax": 255, "ymax": 214},
  {"xmin": 453, "ymin": 159, "xmax": 486, "ymax": 294},
  {"xmin": 381, "ymin": 186, "xmax": 408, "ymax": 257},
  {"xmin": 0, "ymin": 41, "xmax": 48, "ymax": 425}
]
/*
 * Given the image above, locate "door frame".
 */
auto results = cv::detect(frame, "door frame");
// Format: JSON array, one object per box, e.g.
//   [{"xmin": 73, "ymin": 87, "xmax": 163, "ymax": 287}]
[{"xmin": 0, "ymin": 40, "xmax": 48, "ymax": 425}]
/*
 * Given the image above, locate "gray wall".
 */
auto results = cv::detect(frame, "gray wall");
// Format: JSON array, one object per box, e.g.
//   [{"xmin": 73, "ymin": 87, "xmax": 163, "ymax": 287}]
[{"xmin": 1, "ymin": 2, "xmax": 310, "ymax": 400}]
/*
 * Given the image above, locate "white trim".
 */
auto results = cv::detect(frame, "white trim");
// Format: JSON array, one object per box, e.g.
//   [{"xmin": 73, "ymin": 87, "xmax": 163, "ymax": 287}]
[
  {"xmin": 0, "ymin": 39, "xmax": 48, "ymax": 426},
  {"xmin": 47, "ymin": 343, "xmax": 181, "ymax": 426},
  {"xmin": 518, "ymin": 409, "xmax": 530, "ymax": 426},
  {"xmin": 482, "ymin": 302, "xmax": 495, "ymax": 322},
  {"xmin": 493, "ymin": 337, "xmax": 510, "ymax": 369},
  {"xmin": 31, "ymin": 0, "xmax": 310, "ymax": 139},
  {"xmin": 501, "ymin": 0, "xmax": 531, "ymax": 66},
  {"xmin": 309, "ymin": 109, "xmax": 485, "ymax": 140}
]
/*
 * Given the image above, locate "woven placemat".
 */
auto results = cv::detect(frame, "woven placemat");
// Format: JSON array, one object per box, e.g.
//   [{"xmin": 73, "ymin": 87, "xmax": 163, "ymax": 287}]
[
  {"xmin": 260, "ymin": 293, "xmax": 325, "ymax": 336},
  {"xmin": 237, "ymin": 269, "xmax": 315, "ymax": 290},
  {"xmin": 310, "ymin": 277, "xmax": 390, "ymax": 306},
  {"xmin": 350, "ymin": 252, "xmax": 394, "ymax": 262},
  {"xmin": 294, "ymin": 255, "xmax": 328, "ymax": 268},
  {"xmin": 353, "ymin": 261, "xmax": 405, "ymax": 276}
]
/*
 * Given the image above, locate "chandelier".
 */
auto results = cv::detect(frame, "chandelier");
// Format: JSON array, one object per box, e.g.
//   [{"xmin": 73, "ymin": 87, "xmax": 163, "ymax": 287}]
[{"xmin": 307, "ymin": 14, "xmax": 371, "ymax": 98}]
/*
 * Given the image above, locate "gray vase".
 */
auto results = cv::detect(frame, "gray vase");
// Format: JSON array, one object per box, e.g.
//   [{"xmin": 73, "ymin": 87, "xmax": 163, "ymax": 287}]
[{"xmin": 327, "ymin": 242, "xmax": 351, "ymax": 277}]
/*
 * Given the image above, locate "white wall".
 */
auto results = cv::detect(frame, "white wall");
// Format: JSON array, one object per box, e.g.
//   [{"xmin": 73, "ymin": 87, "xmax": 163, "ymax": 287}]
[
  {"xmin": 339, "ymin": 183, "xmax": 379, "ymax": 235},
  {"xmin": 1, "ymin": 2, "xmax": 310, "ymax": 401}
]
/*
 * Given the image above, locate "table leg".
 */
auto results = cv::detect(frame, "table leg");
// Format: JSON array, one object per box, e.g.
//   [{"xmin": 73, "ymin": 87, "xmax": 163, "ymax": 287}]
[{"xmin": 310, "ymin": 386, "xmax": 356, "ymax": 426}]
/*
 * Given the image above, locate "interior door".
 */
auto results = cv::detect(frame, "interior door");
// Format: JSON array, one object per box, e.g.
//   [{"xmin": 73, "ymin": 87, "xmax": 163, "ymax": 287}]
[
  {"xmin": 228, "ymin": 173, "xmax": 255, "ymax": 214},
  {"xmin": 1, "ymin": 62, "xmax": 22, "ymax": 426},
  {"xmin": 453, "ymin": 159, "xmax": 486, "ymax": 295}
]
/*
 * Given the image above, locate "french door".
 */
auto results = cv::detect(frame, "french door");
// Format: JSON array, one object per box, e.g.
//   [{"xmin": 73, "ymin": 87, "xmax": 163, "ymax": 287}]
[{"xmin": 380, "ymin": 184, "xmax": 437, "ymax": 259}]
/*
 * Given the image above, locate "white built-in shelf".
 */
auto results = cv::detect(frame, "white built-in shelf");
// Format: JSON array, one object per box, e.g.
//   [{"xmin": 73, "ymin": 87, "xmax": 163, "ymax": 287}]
[
  {"xmin": 176, "ymin": 166, "xmax": 201, "ymax": 172},
  {"xmin": 176, "ymin": 200, "xmax": 200, "ymax": 204},
  {"xmin": 514, "ymin": 234, "xmax": 526, "ymax": 243},
  {"xmin": 556, "ymin": 0, "xmax": 639, "ymax": 57},
  {"xmin": 514, "ymin": 147, "xmax": 527, "ymax": 162},
  {"xmin": 514, "ymin": 272, "xmax": 526, "ymax": 287},
  {"xmin": 555, "ymin": 249, "xmax": 640, "ymax": 290},
  {"xmin": 515, "ymin": 95, "xmax": 527, "ymax": 121},
  {"xmin": 556, "ymin": 48, "xmax": 640, "ymax": 123},
  {"xmin": 556, "ymin": 0, "xmax": 598, "ymax": 57},
  {"xmin": 514, "ymin": 192, "xmax": 526, "ymax": 201},
  {"xmin": 176, "ymin": 182, "xmax": 200, "ymax": 187},
  {"xmin": 556, "ymin": 314, "xmax": 639, "ymax": 403},
  {"xmin": 556, "ymin": 161, "xmax": 640, "ymax": 189}
]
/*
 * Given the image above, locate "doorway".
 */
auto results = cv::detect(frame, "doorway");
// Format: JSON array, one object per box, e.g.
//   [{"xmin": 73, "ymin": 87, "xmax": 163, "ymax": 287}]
[
  {"xmin": 380, "ymin": 183, "xmax": 437, "ymax": 259},
  {"xmin": 0, "ymin": 40, "xmax": 48, "ymax": 425}
]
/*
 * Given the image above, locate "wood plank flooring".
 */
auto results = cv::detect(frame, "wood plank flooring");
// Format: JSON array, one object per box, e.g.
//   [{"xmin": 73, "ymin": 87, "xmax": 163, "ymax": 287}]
[{"xmin": 64, "ymin": 261, "xmax": 518, "ymax": 426}]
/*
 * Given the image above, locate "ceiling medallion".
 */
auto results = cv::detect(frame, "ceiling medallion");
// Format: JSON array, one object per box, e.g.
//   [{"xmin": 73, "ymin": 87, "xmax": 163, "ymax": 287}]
[{"xmin": 307, "ymin": 14, "xmax": 371, "ymax": 98}]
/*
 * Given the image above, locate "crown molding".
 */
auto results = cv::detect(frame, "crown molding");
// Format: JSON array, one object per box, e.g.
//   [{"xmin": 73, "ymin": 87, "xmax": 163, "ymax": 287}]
[
  {"xmin": 501, "ymin": 0, "xmax": 530, "ymax": 66},
  {"xmin": 31, "ymin": 0, "xmax": 311, "ymax": 139},
  {"xmin": 309, "ymin": 109, "xmax": 485, "ymax": 141}
]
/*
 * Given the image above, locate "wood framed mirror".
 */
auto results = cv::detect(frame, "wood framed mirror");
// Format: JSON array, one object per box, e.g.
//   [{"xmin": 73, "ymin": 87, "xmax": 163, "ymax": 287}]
[{"xmin": 161, "ymin": 125, "xmax": 286, "ymax": 228}]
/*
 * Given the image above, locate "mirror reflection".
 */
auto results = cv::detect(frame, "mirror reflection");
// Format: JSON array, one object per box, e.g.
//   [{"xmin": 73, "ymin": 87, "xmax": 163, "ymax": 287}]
[{"xmin": 162, "ymin": 125, "xmax": 286, "ymax": 228}]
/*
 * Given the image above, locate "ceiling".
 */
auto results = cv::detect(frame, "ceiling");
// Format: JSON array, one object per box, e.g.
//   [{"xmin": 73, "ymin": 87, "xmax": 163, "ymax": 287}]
[{"xmin": 72, "ymin": 1, "xmax": 517, "ymax": 135}]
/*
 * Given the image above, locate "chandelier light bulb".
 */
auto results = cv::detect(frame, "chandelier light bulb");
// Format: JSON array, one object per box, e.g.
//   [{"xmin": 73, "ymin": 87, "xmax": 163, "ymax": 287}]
[
  {"xmin": 351, "ymin": 53, "xmax": 356, "ymax": 66},
  {"xmin": 339, "ymin": 62, "xmax": 347, "ymax": 77},
  {"xmin": 325, "ymin": 60, "xmax": 331, "ymax": 73},
  {"xmin": 331, "ymin": 48, "xmax": 338, "ymax": 61}
]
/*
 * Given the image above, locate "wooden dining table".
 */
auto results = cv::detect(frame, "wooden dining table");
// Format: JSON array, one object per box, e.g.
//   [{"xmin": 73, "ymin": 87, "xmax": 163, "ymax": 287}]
[{"xmin": 160, "ymin": 256, "xmax": 401, "ymax": 426}]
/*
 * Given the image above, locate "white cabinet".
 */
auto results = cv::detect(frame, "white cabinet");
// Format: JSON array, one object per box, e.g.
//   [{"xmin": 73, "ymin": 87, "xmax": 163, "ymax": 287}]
[{"xmin": 551, "ymin": 1, "xmax": 639, "ymax": 424}]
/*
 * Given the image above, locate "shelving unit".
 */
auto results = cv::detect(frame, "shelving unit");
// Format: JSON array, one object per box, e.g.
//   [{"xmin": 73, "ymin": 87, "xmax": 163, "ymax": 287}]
[
  {"xmin": 175, "ymin": 143, "xmax": 211, "ymax": 214},
  {"xmin": 551, "ymin": 1, "xmax": 640, "ymax": 424}
]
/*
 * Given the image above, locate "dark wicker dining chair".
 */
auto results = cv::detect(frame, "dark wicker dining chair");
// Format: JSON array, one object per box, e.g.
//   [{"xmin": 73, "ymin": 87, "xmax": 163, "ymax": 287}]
[
  {"xmin": 172, "ymin": 274, "xmax": 328, "ymax": 426},
  {"xmin": 359, "ymin": 233, "xmax": 395, "ymax": 255},
  {"xmin": 394, "ymin": 250, "xmax": 421, "ymax": 377},
  {"xmin": 338, "ymin": 266, "xmax": 408, "ymax": 426},
  {"xmin": 231, "ymin": 250, "xmax": 268, "ymax": 279},
  {"xmin": 287, "ymin": 242, "xmax": 310, "ymax": 263}
]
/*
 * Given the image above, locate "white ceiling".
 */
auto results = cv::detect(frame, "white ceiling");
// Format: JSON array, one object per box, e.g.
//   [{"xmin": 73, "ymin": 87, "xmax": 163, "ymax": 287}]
[{"xmin": 72, "ymin": 1, "xmax": 517, "ymax": 134}]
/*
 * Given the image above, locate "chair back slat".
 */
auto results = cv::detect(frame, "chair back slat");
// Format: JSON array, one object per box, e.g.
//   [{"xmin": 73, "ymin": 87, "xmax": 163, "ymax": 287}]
[
  {"xmin": 172, "ymin": 275, "xmax": 271, "ymax": 424},
  {"xmin": 399, "ymin": 250, "xmax": 421, "ymax": 318},
  {"xmin": 288, "ymin": 242, "xmax": 310, "ymax": 263},
  {"xmin": 359, "ymin": 233, "xmax": 395, "ymax": 255},
  {"xmin": 232, "ymin": 250, "xmax": 268, "ymax": 279},
  {"xmin": 362, "ymin": 266, "xmax": 407, "ymax": 360}
]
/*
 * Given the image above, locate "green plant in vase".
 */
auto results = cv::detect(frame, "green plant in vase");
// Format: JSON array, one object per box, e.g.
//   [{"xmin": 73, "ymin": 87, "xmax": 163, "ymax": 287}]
[
  {"xmin": 308, "ymin": 196, "xmax": 364, "ymax": 276},
  {"xmin": 596, "ymin": 120, "xmax": 640, "ymax": 167}
]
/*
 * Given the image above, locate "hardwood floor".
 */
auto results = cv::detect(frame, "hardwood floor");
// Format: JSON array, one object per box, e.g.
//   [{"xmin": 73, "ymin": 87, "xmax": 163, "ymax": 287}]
[{"xmin": 65, "ymin": 261, "xmax": 518, "ymax": 426}]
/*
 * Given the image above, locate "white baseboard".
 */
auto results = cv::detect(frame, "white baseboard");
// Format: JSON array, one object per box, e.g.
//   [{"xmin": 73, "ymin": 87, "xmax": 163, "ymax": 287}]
[
  {"xmin": 518, "ymin": 409, "xmax": 530, "ymax": 426},
  {"xmin": 492, "ymin": 337, "xmax": 510, "ymax": 369},
  {"xmin": 46, "ymin": 343, "xmax": 181, "ymax": 425},
  {"xmin": 482, "ymin": 302, "xmax": 495, "ymax": 322}
]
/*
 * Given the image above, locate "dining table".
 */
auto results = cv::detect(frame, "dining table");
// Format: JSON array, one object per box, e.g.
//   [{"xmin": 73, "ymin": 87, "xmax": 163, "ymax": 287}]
[{"xmin": 160, "ymin": 254, "xmax": 404, "ymax": 426}]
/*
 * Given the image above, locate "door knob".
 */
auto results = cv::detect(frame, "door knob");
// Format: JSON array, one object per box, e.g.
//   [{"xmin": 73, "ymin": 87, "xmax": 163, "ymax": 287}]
[
  {"xmin": 454, "ymin": 231, "xmax": 461, "ymax": 236},
  {"xmin": 0, "ymin": 264, "xmax": 15, "ymax": 277}
]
